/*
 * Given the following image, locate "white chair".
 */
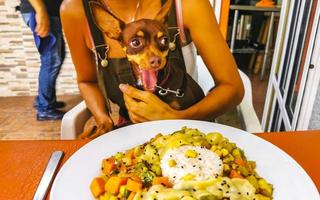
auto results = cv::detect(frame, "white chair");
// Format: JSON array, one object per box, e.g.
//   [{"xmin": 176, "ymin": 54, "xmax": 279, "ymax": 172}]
[
  {"xmin": 61, "ymin": 101, "xmax": 91, "ymax": 139},
  {"xmin": 196, "ymin": 56, "xmax": 262, "ymax": 133},
  {"xmin": 61, "ymin": 56, "xmax": 262, "ymax": 139}
]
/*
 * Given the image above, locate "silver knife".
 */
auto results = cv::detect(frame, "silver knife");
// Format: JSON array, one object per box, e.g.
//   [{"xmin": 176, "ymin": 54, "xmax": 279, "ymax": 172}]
[{"xmin": 33, "ymin": 151, "xmax": 64, "ymax": 200}]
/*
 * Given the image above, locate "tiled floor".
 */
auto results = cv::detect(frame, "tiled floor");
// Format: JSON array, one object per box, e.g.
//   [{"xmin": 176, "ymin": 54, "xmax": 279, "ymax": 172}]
[
  {"xmin": 0, "ymin": 95, "xmax": 82, "ymax": 140},
  {"xmin": 0, "ymin": 76, "xmax": 267, "ymax": 141},
  {"xmin": 249, "ymin": 73, "xmax": 269, "ymax": 121},
  {"xmin": 0, "ymin": 95, "xmax": 243, "ymax": 140}
]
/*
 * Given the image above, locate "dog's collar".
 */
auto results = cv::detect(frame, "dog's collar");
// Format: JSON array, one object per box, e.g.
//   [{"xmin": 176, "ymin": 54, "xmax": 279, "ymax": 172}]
[
  {"xmin": 155, "ymin": 61, "xmax": 186, "ymax": 98},
  {"xmin": 157, "ymin": 61, "xmax": 171, "ymax": 87}
]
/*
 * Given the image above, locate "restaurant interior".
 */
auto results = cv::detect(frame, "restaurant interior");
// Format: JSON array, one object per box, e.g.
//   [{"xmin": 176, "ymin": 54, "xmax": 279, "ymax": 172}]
[{"xmin": 0, "ymin": 0, "xmax": 319, "ymax": 200}]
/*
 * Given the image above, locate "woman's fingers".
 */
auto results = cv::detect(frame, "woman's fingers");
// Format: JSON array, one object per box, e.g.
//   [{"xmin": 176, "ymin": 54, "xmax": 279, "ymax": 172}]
[
  {"xmin": 120, "ymin": 84, "xmax": 153, "ymax": 102},
  {"xmin": 123, "ymin": 93, "xmax": 144, "ymax": 114},
  {"xmin": 88, "ymin": 129, "xmax": 104, "ymax": 139},
  {"xmin": 78, "ymin": 125, "xmax": 96, "ymax": 139},
  {"xmin": 127, "ymin": 106, "xmax": 148, "ymax": 123},
  {"xmin": 78, "ymin": 118, "xmax": 114, "ymax": 139},
  {"xmin": 123, "ymin": 94, "xmax": 149, "ymax": 123},
  {"xmin": 88, "ymin": 122, "xmax": 113, "ymax": 139},
  {"xmin": 123, "ymin": 93, "xmax": 139, "ymax": 109},
  {"xmin": 128, "ymin": 112, "xmax": 146, "ymax": 123},
  {"xmin": 123, "ymin": 94, "xmax": 146, "ymax": 113},
  {"xmin": 121, "ymin": 84, "xmax": 180, "ymax": 121}
]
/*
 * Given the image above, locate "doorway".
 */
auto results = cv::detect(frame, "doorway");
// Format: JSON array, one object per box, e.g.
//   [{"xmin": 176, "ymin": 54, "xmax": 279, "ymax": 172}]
[{"xmin": 262, "ymin": 0, "xmax": 320, "ymax": 131}]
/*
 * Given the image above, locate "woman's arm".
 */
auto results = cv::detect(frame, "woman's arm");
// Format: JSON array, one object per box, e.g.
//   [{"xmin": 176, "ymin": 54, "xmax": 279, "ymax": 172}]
[
  {"xmin": 60, "ymin": 0, "xmax": 113, "ymax": 137},
  {"xmin": 180, "ymin": 0, "xmax": 244, "ymax": 119}
]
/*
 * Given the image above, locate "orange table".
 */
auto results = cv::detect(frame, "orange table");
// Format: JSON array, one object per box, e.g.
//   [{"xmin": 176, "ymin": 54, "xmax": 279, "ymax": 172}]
[{"xmin": 0, "ymin": 131, "xmax": 319, "ymax": 200}]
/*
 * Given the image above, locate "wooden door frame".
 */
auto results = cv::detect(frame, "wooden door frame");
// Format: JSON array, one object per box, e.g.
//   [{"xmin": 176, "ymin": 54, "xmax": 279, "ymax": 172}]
[{"xmin": 219, "ymin": 0, "xmax": 231, "ymax": 39}]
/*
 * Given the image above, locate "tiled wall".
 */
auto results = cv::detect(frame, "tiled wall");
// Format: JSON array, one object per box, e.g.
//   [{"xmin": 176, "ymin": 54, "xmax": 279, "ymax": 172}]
[{"xmin": 0, "ymin": 0, "xmax": 79, "ymax": 96}]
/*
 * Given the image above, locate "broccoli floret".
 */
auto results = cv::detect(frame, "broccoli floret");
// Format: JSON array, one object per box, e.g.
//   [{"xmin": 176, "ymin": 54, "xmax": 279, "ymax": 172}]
[{"xmin": 140, "ymin": 170, "xmax": 155, "ymax": 187}]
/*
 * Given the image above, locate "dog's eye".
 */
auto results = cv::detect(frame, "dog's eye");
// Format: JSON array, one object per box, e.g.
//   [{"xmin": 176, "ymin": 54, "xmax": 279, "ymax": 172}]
[
  {"xmin": 160, "ymin": 37, "xmax": 169, "ymax": 46},
  {"xmin": 130, "ymin": 38, "xmax": 142, "ymax": 48}
]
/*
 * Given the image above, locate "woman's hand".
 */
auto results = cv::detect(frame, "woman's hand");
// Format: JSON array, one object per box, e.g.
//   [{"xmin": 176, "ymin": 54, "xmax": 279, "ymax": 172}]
[
  {"xmin": 78, "ymin": 116, "xmax": 114, "ymax": 139},
  {"xmin": 35, "ymin": 10, "xmax": 50, "ymax": 38},
  {"xmin": 120, "ymin": 84, "xmax": 182, "ymax": 123}
]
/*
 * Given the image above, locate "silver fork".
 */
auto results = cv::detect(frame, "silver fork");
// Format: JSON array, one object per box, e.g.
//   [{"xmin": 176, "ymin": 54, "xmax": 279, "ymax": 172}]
[{"xmin": 33, "ymin": 151, "xmax": 64, "ymax": 200}]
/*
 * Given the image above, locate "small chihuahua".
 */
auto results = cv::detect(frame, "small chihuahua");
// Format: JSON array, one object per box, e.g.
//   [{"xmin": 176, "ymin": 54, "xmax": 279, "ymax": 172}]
[{"xmin": 91, "ymin": 0, "xmax": 204, "ymax": 110}]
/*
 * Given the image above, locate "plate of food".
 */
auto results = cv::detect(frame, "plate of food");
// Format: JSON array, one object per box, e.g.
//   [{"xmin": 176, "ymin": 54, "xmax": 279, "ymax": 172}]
[{"xmin": 51, "ymin": 120, "xmax": 319, "ymax": 200}]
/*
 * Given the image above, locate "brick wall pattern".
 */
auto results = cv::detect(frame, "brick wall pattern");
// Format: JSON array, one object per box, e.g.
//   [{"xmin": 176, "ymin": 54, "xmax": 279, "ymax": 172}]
[{"xmin": 0, "ymin": 0, "xmax": 79, "ymax": 96}]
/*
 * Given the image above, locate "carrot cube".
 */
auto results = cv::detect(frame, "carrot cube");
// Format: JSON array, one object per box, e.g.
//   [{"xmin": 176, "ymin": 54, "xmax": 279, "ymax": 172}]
[
  {"xmin": 90, "ymin": 177, "xmax": 105, "ymax": 198},
  {"xmin": 152, "ymin": 177, "xmax": 172, "ymax": 187},
  {"xmin": 105, "ymin": 176, "xmax": 128, "ymax": 195},
  {"xmin": 127, "ymin": 191, "xmax": 136, "ymax": 200},
  {"xmin": 234, "ymin": 158, "xmax": 246, "ymax": 166},
  {"xmin": 126, "ymin": 178, "xmax": 143, "ymax": 192},
  {"xmin": 230, "ymin": 170, "xmax": 244, "ymax": 179},
  {"xmin": 102, "ymin": 157, "xmax": 116, "ymax": 175},
  {"xmin": 125, "ymin": 149, "xmax": 135, "ymax": 159}
]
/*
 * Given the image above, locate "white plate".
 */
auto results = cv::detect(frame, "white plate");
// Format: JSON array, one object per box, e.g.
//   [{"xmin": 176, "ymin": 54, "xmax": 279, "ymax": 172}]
[{"xmin": 51, "ymin": 120, "xmax": 320, "ymax": 200}]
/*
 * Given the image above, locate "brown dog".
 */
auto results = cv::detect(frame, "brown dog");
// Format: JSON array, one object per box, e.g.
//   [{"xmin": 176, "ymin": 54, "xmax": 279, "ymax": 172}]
[
  {"xmin": 122, "ymin": 20, "xmax": 170, "ymax": 92},
  {"xmin": 91, "ymin": 0, "xmax": 204, "ymax": 110}
]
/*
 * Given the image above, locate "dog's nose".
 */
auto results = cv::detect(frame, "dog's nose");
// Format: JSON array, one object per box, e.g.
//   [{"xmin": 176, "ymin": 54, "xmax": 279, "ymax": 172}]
[{"xmin": 149, "ymin": 56, "xmax": 161, "ymax": 68}]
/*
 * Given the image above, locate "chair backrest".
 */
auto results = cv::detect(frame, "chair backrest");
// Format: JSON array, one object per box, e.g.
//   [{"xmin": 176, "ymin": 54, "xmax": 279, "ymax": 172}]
[
  {"xmin": 196, "ymin": 55, "xmax": 262, "ymax": 133},
  {"xmin": 196, "ymin": 56, "xmax": 254, "ymax": 104},
  {"xmin": 211, "ymin": 0, "xmax": 221, "ymax": 23}
]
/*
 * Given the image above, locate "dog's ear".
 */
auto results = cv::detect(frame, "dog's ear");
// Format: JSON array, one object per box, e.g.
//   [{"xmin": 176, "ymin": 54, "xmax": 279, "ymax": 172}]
[
  {"xmin": 154, "ymin": 0, "xmax": 173, "ymax": 23},
  {"xmin": 90, "ymin": 2, "xmax": 124, "ymax": 40}
]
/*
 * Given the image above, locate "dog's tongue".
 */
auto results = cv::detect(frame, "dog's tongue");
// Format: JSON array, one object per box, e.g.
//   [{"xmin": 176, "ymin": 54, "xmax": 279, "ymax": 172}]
[{"xmin": 141, "ymin": 69, "xmax": 157, "ymax": 92}]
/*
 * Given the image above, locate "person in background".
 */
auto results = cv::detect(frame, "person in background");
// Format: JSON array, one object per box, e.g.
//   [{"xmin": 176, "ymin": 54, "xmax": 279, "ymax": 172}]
[{"xmin": 19, "ymin": 0, "xmax": 65, "ymax": 120}]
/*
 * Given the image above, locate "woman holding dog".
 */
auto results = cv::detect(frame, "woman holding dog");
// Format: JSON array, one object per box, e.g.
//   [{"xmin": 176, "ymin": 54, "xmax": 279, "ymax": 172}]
[{"xmin": 60, "ymin": 0, "xmax": 244, "ymax": 138}]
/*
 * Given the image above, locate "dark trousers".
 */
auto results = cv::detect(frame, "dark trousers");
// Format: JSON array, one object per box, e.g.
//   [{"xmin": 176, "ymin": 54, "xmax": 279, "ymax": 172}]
[{"xmin": 22, "ymin": 13, "xmax": 65, "ymax": 112}]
